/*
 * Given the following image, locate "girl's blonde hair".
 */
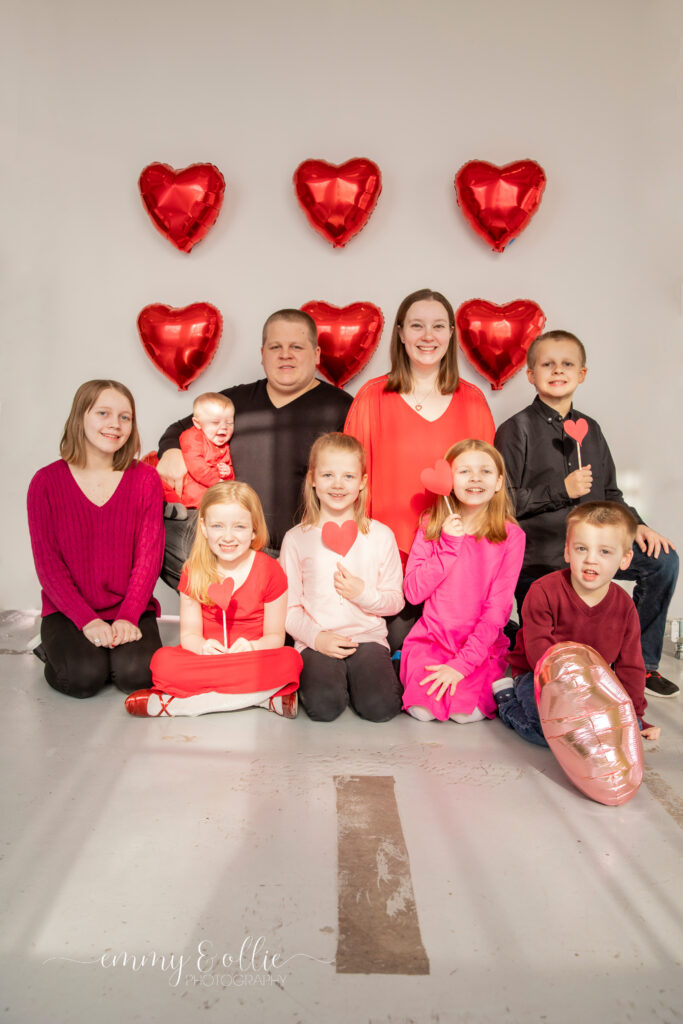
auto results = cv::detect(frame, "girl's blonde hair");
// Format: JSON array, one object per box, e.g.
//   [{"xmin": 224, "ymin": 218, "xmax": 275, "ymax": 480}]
[
  {"xmin": 184, "ymin": 482, "xmax": 268, "ymax": 604},
  {"xmin": 301, "ymin": 433, "xmax": 370, "ymax": 534},
  {"xmin": 423, "ymin": 439, "xmax": 516, "ymax": 543},
  {"xmin": 60, "ymin": 380, "xmax": 140, "ymax": 470}
]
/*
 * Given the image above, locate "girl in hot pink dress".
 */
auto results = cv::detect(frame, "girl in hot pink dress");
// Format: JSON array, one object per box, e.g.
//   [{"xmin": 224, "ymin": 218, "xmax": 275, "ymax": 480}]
[{"xmin": 400, "ymin": 440, "xmax": 525, "ymax": 723}]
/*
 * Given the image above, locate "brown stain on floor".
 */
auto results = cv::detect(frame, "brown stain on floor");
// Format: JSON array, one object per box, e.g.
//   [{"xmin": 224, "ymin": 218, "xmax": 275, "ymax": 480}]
[
  {"xmin": 643, "ymin": 768, "xmax": 683, "ymax": 828},
  {"xmin": 335, "ymin": 775, "xmax": 429, "ymax": 976}
]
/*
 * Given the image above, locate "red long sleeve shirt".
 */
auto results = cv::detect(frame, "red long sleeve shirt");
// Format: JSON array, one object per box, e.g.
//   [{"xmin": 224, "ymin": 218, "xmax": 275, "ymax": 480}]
[{"xmin": 508, "ymin": 569, "xmax": 647, "ymax": 718}]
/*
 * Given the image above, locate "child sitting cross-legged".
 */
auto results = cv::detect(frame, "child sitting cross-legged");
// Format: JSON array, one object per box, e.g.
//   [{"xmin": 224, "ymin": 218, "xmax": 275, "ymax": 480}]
[{"xmin": 494, "ymin": 501, "xmax": 661, "ymax": 746}]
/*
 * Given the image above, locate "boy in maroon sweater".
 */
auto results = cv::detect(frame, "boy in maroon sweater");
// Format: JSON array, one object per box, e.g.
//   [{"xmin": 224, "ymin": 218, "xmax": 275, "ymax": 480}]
[{"xmin": 494, "ymin": 501, "xmax": 661, "ymax": 746}]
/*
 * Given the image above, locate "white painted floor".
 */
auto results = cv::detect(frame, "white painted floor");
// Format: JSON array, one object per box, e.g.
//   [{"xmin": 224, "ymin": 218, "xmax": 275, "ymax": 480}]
[{"xmin": 2, "ymin": 611, "xmax": 682, "ymax": 1024}]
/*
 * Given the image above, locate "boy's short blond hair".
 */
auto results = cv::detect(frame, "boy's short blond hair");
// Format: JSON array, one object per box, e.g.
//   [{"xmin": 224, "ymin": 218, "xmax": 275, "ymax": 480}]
[
  {"xmin": 565, "ymin": 501, "xmax": 637, "ymax": 552},
  {"xmin": 192, "ymin": 392, "xmax": 235, "ymax": 415},
  {"xmin": 527, "ymin": 330, "xmax": 587, "ymax": 369}
]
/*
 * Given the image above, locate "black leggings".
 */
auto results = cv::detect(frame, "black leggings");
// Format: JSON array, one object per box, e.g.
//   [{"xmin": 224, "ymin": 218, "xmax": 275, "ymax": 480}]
[
  {"xmin": 299, "ymin": 643, "xmax": 403, "ymax": 723},
  {"xmin": 40, "ymin": 611, "xmax": 162, "ymax": 699}
]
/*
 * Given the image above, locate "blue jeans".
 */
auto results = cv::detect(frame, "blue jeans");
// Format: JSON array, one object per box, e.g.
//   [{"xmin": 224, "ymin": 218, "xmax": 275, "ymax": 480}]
[
  {"xmin": 515, "ymin": 543, "xmax": 679, "ymax": 671},
  {"xmin": 614, "ymin": 543, "xmax": 679, "ymax": 670},
  {"xmin": 498, "ymin": 671, "xmax": 645, "ymax": 747},
  {"xmin": 497, "ymin": 672, "xmax": 549, "ymax": 747}
]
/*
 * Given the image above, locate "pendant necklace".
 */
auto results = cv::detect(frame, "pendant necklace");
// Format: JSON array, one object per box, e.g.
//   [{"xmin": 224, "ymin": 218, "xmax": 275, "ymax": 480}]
[{"xmin": 411, "ymin": 381, "xmax": 437, "ymax": 412}]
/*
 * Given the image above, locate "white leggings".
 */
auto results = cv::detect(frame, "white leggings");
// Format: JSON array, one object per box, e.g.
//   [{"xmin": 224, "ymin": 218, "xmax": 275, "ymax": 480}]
[
  {"xmin": 407, "ymin": 705, "xmax": 485, "ymax": 724},
  {"xmin": 147, "ymin": 687, "xmax": 280, "ymax": 717}
]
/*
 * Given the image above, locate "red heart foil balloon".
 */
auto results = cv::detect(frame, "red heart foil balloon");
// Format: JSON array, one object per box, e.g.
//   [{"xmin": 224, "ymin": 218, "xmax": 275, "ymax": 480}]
[
  {"xmin": 207, "ymin": 579, "xmax": 235, "ymax": 611},
  {"xmin": 535, "ymin": 642, "xmax": 643, "ymax": 807},
  {"xmin": 564, "ymin": 418, "xmax": 589, "ymax": 445},
  {"xmin": 321, "ymin": 521, "xmax": 359, "ymax": 557},
  {"xmin": 420, "ymin": 459, "xmax": 453, "ymax": 497},
  {"xmin": 138, "ymin": 303, "xmax": 223, "ymax": 391},
  {"xmin": 138, "ymin": 162, "xmax": 225, "ymax": 253},
  {"xmin": 454, "ymin": 160, "xmax": 546, "ymax": 253},
  {"xmin": 301, "ymin": 301, "xmax": 383, "ymax": 387},
  {"xmin": 293, "ymin": 158, "xmax": 382, "ymax": 247},
  {"xmin": 456, "ymin": 299, "xmax": 546, "ymax": 391}
]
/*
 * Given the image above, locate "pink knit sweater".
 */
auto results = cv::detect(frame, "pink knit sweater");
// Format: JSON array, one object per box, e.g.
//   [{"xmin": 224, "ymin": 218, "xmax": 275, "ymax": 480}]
[{"xmin": 27, "ymin": 460, "xmax": 164, "ymax": 629}]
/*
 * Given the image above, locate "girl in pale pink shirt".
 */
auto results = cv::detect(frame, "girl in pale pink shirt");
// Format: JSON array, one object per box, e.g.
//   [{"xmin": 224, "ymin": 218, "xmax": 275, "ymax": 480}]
[{"xmin": 279, "ymin": 433, "xmax": 404, "ymax": 722}]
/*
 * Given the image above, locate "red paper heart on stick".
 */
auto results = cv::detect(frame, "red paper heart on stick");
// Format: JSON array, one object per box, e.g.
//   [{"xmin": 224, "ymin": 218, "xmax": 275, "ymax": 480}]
[
  {"xmin": 293, "ymin": 158, "xmax": 382, "ymax": 247},
  {"xmin": 207, "ymin": 579, "xmax": 235, "ymax": 611},
  {"xmin": 456, "ymin": 299, "xmax": 546, "ymax": 391},
  {"xmin": 301, "ymin": 301, "xmax": 383, "ymax": 387},
  {"xmin": 138, "ymin": 303, "xmax": 223, "ymax": 391},
  {"xmin": 321, "ymin": 521, "xmax": 358, "ymax": 557},
  {"xmin": 564, "ymin": 419, "xmax": 588, "ymax": 445},
  {"xmin": 420, "ymin": 459, "xmax": 453, "ymax": 497},
  {"xmin": 454, "ymin": 160, "xmax": 546, "ymax": 253},
  {"xmin": 139, "ymin": 162, "xmax": 225, "ymax": 253}
]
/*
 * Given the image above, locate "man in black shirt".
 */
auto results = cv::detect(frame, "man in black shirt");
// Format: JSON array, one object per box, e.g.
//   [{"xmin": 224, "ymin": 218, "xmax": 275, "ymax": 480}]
[{"xmin": 157, "ymin": 309, "xmax": 353, "ymax": 588}]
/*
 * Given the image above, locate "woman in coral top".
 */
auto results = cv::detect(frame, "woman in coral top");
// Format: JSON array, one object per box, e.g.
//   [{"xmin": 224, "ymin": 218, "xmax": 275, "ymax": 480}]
[{"xmin": 344, "ymin": 288, "xmax": 495, "ymax": 647}]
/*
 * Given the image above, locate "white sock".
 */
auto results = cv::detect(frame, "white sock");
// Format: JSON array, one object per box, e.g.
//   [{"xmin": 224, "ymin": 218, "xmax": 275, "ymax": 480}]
[
  {"xmin": 492, "ymin": 677, "xmax": 513, "ymax": 695},
  {"xmin": 407, "ymin": 705, "xmax": 436, "ymax": 722},
  {"xmin": 149, "ymin": 687, "xmax": 280, "ymax": 717},
  {"xmin": 449, "ymin": 708, "xmax": 485, "ymax": 724}
]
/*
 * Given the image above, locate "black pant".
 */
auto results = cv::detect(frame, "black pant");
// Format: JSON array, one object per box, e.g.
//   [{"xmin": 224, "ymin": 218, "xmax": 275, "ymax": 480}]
[
  {"xmin": 40, "ymin": 611, "xmax": 162, "ymax": 699},
  {"xmin": 299, "ymin": 643, "xmax": 403, "ymax": 723},
  {"xmin": 386, "ymin": 599, "xmax": 423, "ymax": 654},
  {"xmin": 161, "ymin": 512, "xmax": 199, "ymax": 590}
]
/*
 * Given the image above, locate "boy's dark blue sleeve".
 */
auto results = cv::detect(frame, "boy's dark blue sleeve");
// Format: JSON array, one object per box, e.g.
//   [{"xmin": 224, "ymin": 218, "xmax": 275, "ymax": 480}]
[{"xmin": 494, "ymin": 415, "xmax": 573, "ymax": 518}]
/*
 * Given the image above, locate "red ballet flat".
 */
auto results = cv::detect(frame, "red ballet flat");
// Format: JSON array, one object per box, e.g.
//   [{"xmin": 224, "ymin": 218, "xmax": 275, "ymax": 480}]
[
  {"xmin": 125, "ymin": 689, "xmax": 175, "ymax": 717},
  {"xmin": 267, "ymin": 691, "xmax": 298, "ymax": 719}
]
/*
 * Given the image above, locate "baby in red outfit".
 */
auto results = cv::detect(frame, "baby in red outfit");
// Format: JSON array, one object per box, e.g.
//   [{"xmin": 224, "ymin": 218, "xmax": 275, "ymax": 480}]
[{"xmin": 163, "ymin": 393, "xmax": 235, "ymax": 518}]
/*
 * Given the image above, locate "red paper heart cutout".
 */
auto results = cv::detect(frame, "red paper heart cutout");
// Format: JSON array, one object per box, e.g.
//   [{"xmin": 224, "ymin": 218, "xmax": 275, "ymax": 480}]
[
  {"xmin": 207, "ymin": 579, "xmax": 235, "ymax": 611},
  {"xmin": 138, "ymin": 303, "xmax": 223, "ymax": 391},
  {"xmin": 293, "ymin": 158, "xmax": 382, "ymax": 248},
  {"xmin": 564, "ymin": 418, "xmax": 588, "ymax": 445},
  {"xmin": 420, "ymin": 459, "xmax": 453, "ymax": 497},
  {"xmin": 454, "ymin": 160, "xmax": 546, "ymax": 253},
  {"xmin": 321, "ymin": 521, "xmax": 358, "ymax": 557},
  {"xmin": 139, "ymin": 162, "xmax": 225, "ymax": 253},
  {"xmin": 301, "ymin": 301, "xmax": 383, "ymax": 387},
  {"xmin": 456, "ymin": 299, "xmax": 546, "ymax": 391}
]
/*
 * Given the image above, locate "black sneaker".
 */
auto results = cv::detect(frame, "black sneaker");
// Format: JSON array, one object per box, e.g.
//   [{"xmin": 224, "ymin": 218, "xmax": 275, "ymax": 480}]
[
  {"xmin": 492, "ymin": 678, "xmax": 514, "ymax": 708},
  {"xmin": 645, "ymin": 671, "xmax": 680, "ymax": 698}
]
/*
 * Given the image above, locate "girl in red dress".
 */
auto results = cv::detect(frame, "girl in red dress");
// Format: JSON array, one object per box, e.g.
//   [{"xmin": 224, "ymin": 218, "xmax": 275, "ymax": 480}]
[{"xmin": 126, "ymin": 482, "xmax": 301, "ymax": 717}]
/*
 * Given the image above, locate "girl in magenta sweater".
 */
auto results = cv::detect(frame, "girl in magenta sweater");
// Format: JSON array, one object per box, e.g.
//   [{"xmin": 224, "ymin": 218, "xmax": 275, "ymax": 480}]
[
  {"xmin": 27, "ymin": 380, "xmax": 165, "ymax": 698},
  {"xmin": 400, "ymin": 440, "xmax": 525, "ymax": 722}
]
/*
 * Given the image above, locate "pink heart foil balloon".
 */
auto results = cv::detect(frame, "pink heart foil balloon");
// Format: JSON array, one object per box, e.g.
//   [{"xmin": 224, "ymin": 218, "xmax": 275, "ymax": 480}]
[
  {"xmin": 207, "ymin": 579, "xmax": 235, "ymax": 611},
  {"xmin": 321, "ymin": 521, "xmax": 358, "ymax": 557},
  {"xmin": 535, "ymin": 642, "xmax": 643, "ymax": 807},
  {"xmin": 420, "ymin": 459, "xmax": 453, "ymax": 497},
  {"xmin": 563, "ymin": 418, "xmax": 589, "ymax": 445}
]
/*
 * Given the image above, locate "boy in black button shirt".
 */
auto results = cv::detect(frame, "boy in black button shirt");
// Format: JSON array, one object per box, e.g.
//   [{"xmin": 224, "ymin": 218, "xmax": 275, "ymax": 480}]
[{"xmin": 494, "ymin": 330, "xmax": 679, "ymax": 698}]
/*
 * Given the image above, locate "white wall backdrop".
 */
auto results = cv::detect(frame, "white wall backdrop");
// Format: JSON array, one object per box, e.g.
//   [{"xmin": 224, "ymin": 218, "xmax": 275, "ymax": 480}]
[{"xmin": 2, "ymin": 0, "xmax": 681, "ymax": 612}]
